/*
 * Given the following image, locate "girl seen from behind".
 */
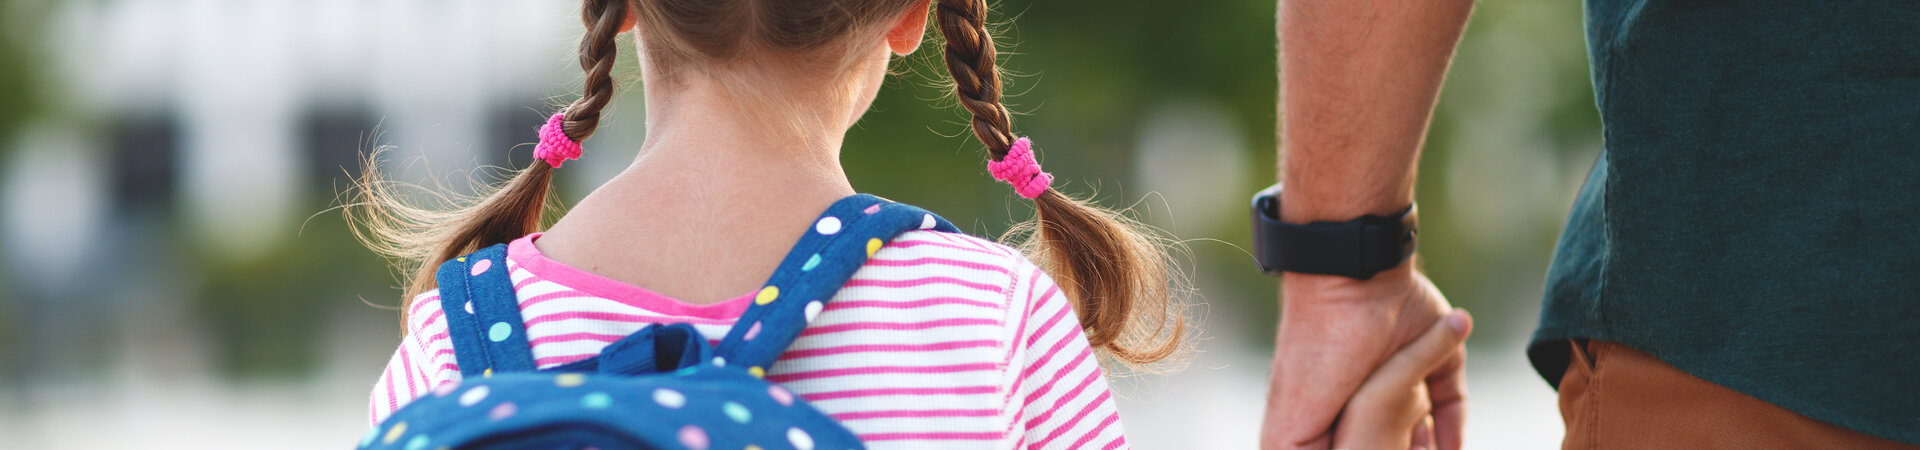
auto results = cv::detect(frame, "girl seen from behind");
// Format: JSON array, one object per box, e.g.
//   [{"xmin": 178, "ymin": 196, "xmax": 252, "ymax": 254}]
[
  {"xmin": 356, "ymin": 0, "xmax": 1182, "ymax": 447},
  {"xmin": 350, "ymin": 0, "xmax": 1472, "ymax": 448}
]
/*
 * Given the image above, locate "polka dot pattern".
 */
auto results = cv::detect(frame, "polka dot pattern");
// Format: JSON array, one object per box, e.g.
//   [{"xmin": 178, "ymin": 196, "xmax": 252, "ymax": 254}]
[
  {"xmin": 677, "ymin": 425, "xmax": 710, "ymax": 450},
  {"xmin": 459, "ymin": 386, "xmax": 490, "ymax": 406},
  {"xmin": 920, "ymin": 213, "xmax": 937, "ymax": 230},
  {"xmin": 488, "ymin": 322, "xmax": 511, "ymax": 342},
  {"xmin": 866, "ymin": 238, "xmax": 882, "ymax": 257},
  {"xmin": 814, "ymin": 217, "xmax": 841, "ymax": 235},
  {"xmin": 863, "ymin": 204, "xmax": 882, "ymax": 215},
  {"xmin": 742, "ymin": 322, "xmax": 762, "ymax": 341},
  {"xmin": 748, "ymin": 366, "xmax": 766, "ymax": 378},
  {"xmin": 787, "ymin": 427, "xmax": 815, "ymax": 450},
  {"xmin": 768, "ymin": 385, "xmax": 793, "ymax": 406},
  {"xmin": 653, "ymin": 388, "xmax": 687, "ymax": 409},
  {"xmin": 378, "ymin": 375, "xmax": 858, "ymax": 449},
  {"xmin": 803, "ymin": 301, "xmax": 823, "ymax": 323},
  {"xmin": 469, "ymin": 259, "xmax": 493, "ymax": 276},
  {"xmin": 802, "ymin": 254, "xmax": 821, "ymax": 271},
  {"xmin": 383, "ymin": 422, "xmax": 408, "ymax": 444},
  {"xmin": 722, "ymin": 401, "xmax": 752, "ymax": 424},
  {"xmin": 580, "ymin": 392, "xmax": 612, "ymax": 409},
  {"xmin": 755, "ymin": 286, "xmax": 779, "ymax": 305},
  {"xmin": 488, "ymin": 402, "xmax": 517, "ymax": 421}
]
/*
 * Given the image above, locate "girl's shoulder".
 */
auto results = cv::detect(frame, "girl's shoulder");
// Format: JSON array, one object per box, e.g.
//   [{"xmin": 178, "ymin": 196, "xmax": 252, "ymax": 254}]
[
  {"xmin": 403, "ymin": 288, "xmax": 447, "ymax": 337},
  {"xmin": 399, "ymin": 229, "xmax": 1053, "ymax": 336},
  {"xmin": 859, "ymin": 229, "xmax": 1061, "ymax": 319},
  {"xmin": 869, "ymin": 229, "xmax": 1047, "ymax": 290},
  {"xmin": 879, "ymin": 229, "xmax": 1031, "ymax": 268}
]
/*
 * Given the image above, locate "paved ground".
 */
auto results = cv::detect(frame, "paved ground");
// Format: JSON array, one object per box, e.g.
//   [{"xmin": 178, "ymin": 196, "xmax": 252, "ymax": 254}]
[
  {"xmin": 1112, "ymin": 336, "xmax": 1563, "ymax": 449},
  {"xmin": 0, "ymin": 318, "xmax": 1563, "ymax": 448}
]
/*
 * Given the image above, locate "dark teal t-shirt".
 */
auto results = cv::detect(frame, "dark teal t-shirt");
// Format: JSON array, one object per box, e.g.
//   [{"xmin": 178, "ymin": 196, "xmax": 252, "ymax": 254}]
[{"xmin": 1532, "ymin": 0, "xmax": 1920, "ymax": 443}]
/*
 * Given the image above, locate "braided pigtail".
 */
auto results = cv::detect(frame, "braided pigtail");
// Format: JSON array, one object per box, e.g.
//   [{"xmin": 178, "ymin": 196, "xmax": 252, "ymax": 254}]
[
  {"xmin": 348, "ymin": 0, "xmax": 631, "ymax": 328},
  {"xmin": 933, "ymin": 0, "xmax": 1185, "ymax": 365}
]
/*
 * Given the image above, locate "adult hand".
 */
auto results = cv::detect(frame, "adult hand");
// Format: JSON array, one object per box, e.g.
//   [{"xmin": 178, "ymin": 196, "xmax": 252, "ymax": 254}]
[
  {"xmin": 1263, "ymin": 264, "xmax": 1466, "ymax": 450},
  {"xmin": 1268, "ymin": 0, "xmax": 1477, "ymax": 444},
  {"xmin": 1332, "ymin": 308, "xmax": 1472, "ymax": 450}
]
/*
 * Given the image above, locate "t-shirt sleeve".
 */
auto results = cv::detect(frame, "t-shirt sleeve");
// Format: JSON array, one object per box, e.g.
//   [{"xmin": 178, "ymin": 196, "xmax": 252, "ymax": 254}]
[
  {"xmin": 367, "ymin": 290, "xmax": 461, "ymax": 424},
  {"xmin": 1011, "ymin": 261, "xmax": 1128, "ymax": 450}
]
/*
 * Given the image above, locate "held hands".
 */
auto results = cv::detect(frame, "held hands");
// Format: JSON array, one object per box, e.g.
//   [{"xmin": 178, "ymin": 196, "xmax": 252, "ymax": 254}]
[
  {"xmin": 1333, "ymin": 309, "xmax": 1472, "ymax": 449},
  {"xmin": 1264, "ymin": 266, "xmax": 1467, "ymax": 450}
]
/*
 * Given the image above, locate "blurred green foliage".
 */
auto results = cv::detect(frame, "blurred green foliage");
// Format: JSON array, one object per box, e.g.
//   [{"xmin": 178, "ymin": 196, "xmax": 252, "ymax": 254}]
[
  {"xmin": 0, "ymin": 0, "xmax": 53, "ymax": 374},
  {"xmin": 1, "ymin": 0, "xmax": 1602, "ymax": 378},
  {"xmin": 0, "ymin": 1, "xmax": 48, "ymax": 150},
  {"xmin": 193, "ymin": 212, "xmax": 396, "ymax": 376},
  {"xmin": 841, "ymin": 0, "xmax": 1601, "ymax": 346}
]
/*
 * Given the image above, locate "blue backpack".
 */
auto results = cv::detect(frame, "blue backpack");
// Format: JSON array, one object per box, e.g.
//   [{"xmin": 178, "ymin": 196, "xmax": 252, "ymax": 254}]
[{"xmin": 361, "ymin": 194, "xmax": 958, "ymax": 450}]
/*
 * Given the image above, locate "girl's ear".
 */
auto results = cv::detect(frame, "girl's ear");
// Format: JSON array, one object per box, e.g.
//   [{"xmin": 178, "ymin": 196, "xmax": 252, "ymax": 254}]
[{"xmin": 886, "ymin": 0, "xmax": 932, "ymax": 56}]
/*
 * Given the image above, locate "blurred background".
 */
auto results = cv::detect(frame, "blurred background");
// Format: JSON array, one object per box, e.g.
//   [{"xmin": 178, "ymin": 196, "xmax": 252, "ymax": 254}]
[{"xmin": 0, "ymin": 0, "xmax": 1597, "ymax": 447}]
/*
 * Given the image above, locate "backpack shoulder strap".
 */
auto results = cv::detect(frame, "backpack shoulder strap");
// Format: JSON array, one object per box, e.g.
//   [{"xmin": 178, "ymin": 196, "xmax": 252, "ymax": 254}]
[
  {"xmin": 712, "ymin": 194, "xmax": 959, "ymax": 372},
  {"xmin": 435, "ymin": 243, "xmax": 538, "ymax": 377}
]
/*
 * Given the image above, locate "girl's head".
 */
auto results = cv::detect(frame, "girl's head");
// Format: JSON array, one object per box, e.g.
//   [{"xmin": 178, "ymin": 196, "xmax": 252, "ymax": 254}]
[{"xmin": 352, "ymin": 0, "xmax": 1186, "ymax": 365}]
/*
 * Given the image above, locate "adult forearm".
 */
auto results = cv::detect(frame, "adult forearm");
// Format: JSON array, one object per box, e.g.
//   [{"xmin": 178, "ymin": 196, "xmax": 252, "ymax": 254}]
[
  {"xmin": 1264, "ymin": 2, "xmax": 1476, "ymax": 448},
  {"xmin": 1277, "ymin": 0, "xmax": 1473, "ymax": 223}
]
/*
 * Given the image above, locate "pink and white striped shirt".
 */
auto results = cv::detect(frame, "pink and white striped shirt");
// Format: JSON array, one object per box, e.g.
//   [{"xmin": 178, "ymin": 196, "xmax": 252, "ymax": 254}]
[{"xmin": 370, "ymin": 232, "xmax": 1127, "ymax": 449}]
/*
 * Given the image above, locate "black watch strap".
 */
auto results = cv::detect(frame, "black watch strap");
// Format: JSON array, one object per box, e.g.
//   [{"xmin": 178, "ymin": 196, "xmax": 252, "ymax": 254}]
[{"xmin": 1251, "ymin": 184, "xmax": 1417, "ymax": 280}]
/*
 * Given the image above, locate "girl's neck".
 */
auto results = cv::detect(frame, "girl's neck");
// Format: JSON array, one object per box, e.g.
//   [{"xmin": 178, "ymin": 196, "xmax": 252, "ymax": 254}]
[
  {"xmin": 533, "ymin": 68, "xmax": 874, "ymax": 305},
  {"xmin": 637, "ymin": 74, "xmax": 859, "ymax": 175},
  {"xmin": 613, "ymin": 73, "xmax": 862, "ymax": 225}
]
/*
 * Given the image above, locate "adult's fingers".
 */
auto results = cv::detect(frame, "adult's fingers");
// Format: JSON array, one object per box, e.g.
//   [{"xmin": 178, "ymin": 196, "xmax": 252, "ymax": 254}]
[
  {"xmin": 1266, "ymin": 301, "xmax": 1406, "ymax": 449},
  {"xmin": 1268, "ymin": 337, "xmax": 1366, "ymax": 450}
]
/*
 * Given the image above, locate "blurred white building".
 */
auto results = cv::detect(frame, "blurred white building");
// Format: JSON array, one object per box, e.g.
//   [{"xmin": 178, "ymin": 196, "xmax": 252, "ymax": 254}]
[
  {"xmin": 0, "ymin": 1, "xmax": 1567, "ymax": 448},
  {"xmin": 22, "ymin": 0, "xmax": 583, "ymax": 263},
  {"xmin": 0, "ymin": 1, "xmax": 601, "ymax": 446}
]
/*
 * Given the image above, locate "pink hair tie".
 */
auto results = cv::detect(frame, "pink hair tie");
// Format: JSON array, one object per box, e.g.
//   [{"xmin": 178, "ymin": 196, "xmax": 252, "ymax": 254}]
[
  {"xmin": 987, "ymin": 137, "xmax": 1052, "ymax": 199},
  {"xmin": 534, "ymin": 112, "xmax": 583, "ymax": 168}
]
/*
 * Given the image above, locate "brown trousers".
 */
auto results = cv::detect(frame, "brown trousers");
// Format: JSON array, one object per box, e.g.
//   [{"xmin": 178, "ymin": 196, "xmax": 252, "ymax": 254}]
[{"xmin": 1558, "ymin": 340, "xmax": 1916, "ymax": 449}]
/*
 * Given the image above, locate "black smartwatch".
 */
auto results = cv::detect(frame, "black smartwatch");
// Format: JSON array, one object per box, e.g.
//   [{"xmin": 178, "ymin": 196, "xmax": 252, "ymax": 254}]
[{"xmin": 1250, "ymin": 183, "xmax": 1417, "ymax": 280}]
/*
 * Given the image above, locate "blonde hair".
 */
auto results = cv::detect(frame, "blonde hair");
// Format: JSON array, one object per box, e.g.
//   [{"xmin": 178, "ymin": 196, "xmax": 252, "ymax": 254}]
[{"xmin": 348, "ymin": 0, "xmax": 1187, "ymax": 365}]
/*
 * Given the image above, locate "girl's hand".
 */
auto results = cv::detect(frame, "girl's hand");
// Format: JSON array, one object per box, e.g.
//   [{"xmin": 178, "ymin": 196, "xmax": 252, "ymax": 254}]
[
  {"xmin": 1269, "ymin": 267, "xmax": 1466, "ymax": 450},
  {"xmin": 1331, "ymin": 309, "xmax": 1473, "ymax": 450}
]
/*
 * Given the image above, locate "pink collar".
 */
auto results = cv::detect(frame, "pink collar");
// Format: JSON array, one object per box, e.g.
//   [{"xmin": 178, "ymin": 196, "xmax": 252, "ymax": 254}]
[{"xmin": 507, "ymin": 233, "xmax": 754, "ymax": 320}]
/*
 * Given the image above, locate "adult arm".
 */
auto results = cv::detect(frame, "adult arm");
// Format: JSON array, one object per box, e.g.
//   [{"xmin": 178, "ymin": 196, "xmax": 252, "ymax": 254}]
[{"xmin": 1263, "ymin": 0, "xmax": 1475, "ymax": 449}]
